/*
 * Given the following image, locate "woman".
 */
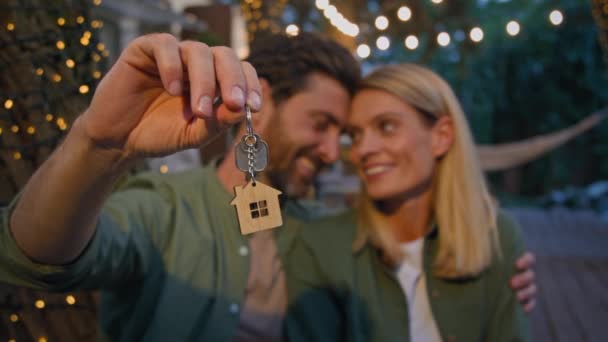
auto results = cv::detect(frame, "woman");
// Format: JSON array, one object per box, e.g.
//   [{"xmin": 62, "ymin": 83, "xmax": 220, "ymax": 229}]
[{"xmin": 285, "ymin": 64, "xmax": 531, "ymax": 342}]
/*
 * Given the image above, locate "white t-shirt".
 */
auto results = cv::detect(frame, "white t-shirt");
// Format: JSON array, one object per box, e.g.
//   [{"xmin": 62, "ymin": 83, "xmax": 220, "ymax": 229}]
[{"xmin": 396, "ymin": 238, "xmax": 442, "ymax": 342}]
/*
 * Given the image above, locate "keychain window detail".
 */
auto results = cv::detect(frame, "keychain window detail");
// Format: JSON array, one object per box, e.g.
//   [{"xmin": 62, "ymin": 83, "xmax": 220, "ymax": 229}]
[{"xmin": 250, "ymin": 200, "xmax": 269, "ymax": 219}]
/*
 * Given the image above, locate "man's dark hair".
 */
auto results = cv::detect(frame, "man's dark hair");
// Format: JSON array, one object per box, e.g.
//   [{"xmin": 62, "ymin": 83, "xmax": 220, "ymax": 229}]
[{"xmin": 246, "ymin": 32, "xmax": 360, "ymax": 104}]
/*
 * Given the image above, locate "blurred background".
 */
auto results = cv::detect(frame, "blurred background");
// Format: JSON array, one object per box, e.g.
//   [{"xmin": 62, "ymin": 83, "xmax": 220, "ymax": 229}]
[{"xmin": 1, "ymin": 0, "xmax": 607, "ymax": 341}]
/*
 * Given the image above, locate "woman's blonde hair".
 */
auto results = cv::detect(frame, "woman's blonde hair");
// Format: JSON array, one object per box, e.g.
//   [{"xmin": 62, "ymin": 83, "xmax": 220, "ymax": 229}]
[{"xmin": 353, "ymin": 64, "xmax": 499, "ymax": 278}]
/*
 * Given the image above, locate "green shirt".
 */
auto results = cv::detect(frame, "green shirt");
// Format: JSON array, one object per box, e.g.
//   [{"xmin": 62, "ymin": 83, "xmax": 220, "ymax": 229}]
[
  {"xmin": 0, "ymin": 164, "xmax": 305, "ymax": 341},
  {"xmin": 285, "ymin": 210, "xmax": 531, "ymax": 342}
]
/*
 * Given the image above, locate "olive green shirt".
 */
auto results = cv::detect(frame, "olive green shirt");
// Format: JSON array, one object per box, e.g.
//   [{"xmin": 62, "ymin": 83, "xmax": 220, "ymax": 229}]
[
  {"xmin": 0, "ymin": 164, "xmax": 307, "ymax": 341},
  {"xmin": 285, "ymin": 210, "xmax": 531, "ymax": 342}
]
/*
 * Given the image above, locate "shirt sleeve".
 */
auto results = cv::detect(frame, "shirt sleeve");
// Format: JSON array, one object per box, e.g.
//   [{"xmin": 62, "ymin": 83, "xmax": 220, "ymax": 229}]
[
  {"xmin": 0, "ymin": 175, "xmax": 175, "ymax": 292},
  {"xmin": 485, "ymin": 211, "xmax": 532, "ymax": 342}
]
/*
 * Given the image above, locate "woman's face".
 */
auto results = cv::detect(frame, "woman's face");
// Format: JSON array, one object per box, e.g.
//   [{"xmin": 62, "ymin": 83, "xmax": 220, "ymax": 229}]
[{"xmin": 346, "ymin": 89, "xmax": 452, "ymax": 201}]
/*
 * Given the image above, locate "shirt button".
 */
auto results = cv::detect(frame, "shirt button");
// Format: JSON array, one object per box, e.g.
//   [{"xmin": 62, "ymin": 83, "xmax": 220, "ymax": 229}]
[
  {"xmin": 229, "ymin": 303, "xmax": 240, "ymax": 314},
  {"xmin": 239, "ymin": 245, "xmax": 249, "ymax": 256}
]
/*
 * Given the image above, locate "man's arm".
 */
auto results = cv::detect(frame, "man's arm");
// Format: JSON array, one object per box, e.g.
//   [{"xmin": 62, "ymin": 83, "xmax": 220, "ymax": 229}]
[{"xmin": 8, "ymin": 33, "xmax": 262, "ymax": 265}]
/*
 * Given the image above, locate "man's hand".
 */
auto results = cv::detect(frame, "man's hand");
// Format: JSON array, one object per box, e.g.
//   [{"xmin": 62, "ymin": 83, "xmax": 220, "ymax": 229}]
[
  {"xmin": 510, "ymin": 251, "xmax": 537, "ymax": 313},
  {"xmin": 81, "ymin": 33, "xmax": 261, "ymax": 160}
]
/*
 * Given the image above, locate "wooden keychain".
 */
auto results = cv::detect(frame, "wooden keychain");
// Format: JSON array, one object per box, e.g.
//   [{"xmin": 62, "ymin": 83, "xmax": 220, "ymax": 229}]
[{"xmin": 230, "ymin": 105, "xmax": 283, "ymax": 235}]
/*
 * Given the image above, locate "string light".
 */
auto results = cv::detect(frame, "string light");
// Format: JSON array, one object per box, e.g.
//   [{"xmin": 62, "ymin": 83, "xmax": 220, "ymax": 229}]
[
  {"xmin": 405, "ymin": 35, "xmax": 419, "ymax": 50},
  {"xmin": 45, "ymin": 113, "xmax": 54, "ymax": 121},
  {"xmin": 375, "ymin": 16, "xmax": 389, "ymax": 30},
  {"xmin": 9, "ymin": 314, "xmax": 18, "ymax": 322},
  {"xmin": 376, "ymin": 36, "xmax": 390, "ymax": 50},
  {"xmin": 91, "ymin": 20, "xmax": 103, "ymax": 28},
  {"xmin": 0, "ymin": 127, "xmax": 3, "ymax": 135},
  {"xmin": 160, "ymin": 165, "xmax": 169, "ymax": 173},
  {"xmin": 79, "ymin": 85, "xmax": 90, "ymax": 94},
  {"xmin": 97, "ymin": 42, "xmax": 105, "ymax": 51},
  {"xmin": 35, "ymin": 299, "xmax": 45, "ymax": 309},
  {"xmin": 549, "ymin": 10, "xmax": 564, "ymax": 26},
  {"xmin": 7, "ymin": 23, "xmax": 15, "ymax": 31},
  {"xmin": 285, "ymin": 24, "xmax": 299, "ymax": 36},
  {"xmin": 81, "ymin": 37, "xmax": 90, "ymax": 46},
  {"xmin": 93, "ymin": 0, "xmax": 102, "ymax": 5},
  {"xmin": 470, "ymin": 27, "xmax": 484, "ymax": 42},
  {"xmin": 36, "ymin": 68, "xmax": 44, "ymax": 76},
  {"xmin": 315, "ymin": 0, "xmax": 328, "ymax": 9},
  {"xmin": 66, "ymin": 59, "xmax": 76, "ymax": 68},
  {"xmin": 356, "ymin": 44, "xmax": 371, "ymax": 58},
  {"xmin": 39, "ymin": 337, "xmax": 48, "ymax": 342},
  {"xmin": 506, "ymin": 20, "xmax": 520, "ymax": 36},
  {"xmin": 76, "ymin": 16, "xmax": 85, "ymax": 24},
  {"xmin": 11, "ymin": 125, "xmax": 19, "ymax": 133},
  {"xmin": 57, "ymin": 17, "xmax": 66, "ymax": 26},
  {"xmin": 431, "ymin": 0, "xmax": 443, "ymax": 3},
  {"xmin": 93, "ymin": 71, "xmax": 102, "ymax": 79},
  {"xmin": 52, "ymin": 74, "xmax": 62, "ymax": 82},
  {"xmin": 4, "ymin": 99, "xmax": 14, "ymax": 109},
  {"xmin": 316, "ymin": 1, "xmax": 359, "ymax": 37},
  {"xmin": 56, "ymin": 40, "xmax": 66, "ymax": 50},
  {"xmin": 66, "ymin": 294, "xmax": 76, "ymax": 305},
  {"xmin": 437, "ymin": 32, "xmax": 451, "ymax": 46},
  {"xmin": 397, "ymin": 6, "xmax": 412, "ymax": 22},
  {"xmin": 27, "ymin": 126, "xmax": 36, "ymax": 135},
  {"xmin": 57, "ymin": 117, "xmax": 68, "ymax": 130}
]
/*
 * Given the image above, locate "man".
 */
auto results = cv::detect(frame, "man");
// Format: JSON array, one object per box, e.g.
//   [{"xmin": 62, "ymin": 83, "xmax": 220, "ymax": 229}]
[{"xmin": 0, "ymin": 33, "xmax": 535, "ymax": 341}]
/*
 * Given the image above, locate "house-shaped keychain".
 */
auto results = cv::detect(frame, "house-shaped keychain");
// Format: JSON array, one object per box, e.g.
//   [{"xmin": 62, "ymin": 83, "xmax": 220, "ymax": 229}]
[{"xmin": 231, "ymin": 180, "xmax": 283, "ymax": 235}]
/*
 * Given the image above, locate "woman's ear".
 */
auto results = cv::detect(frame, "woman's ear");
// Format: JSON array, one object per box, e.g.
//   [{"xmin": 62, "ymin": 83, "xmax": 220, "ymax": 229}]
[{"xmin": 431, "ymin": 115, "xmax": 454, "ymax": 158}]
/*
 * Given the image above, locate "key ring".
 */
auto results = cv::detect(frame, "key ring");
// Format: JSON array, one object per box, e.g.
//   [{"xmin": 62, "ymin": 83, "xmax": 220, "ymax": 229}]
[{"xmin": 245, "ymin": 105, "xmax": 254, "ymax": 137}]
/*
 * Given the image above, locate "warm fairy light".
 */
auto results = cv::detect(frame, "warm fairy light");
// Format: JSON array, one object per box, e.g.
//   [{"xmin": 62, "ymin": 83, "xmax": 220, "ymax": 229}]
[
  {"xmin": 437, "ymin": 32, "xmax": 450, "ymax": 46},
  {"xmin": 46, "ymin": 113, "xmax": 54, "ymax": 121},
  {"xmin": 27, "ymin": 126, "xmax": 36, "ymax": 134},
  {"xmin": 11, "ymin": 125, "xmax": 19, "ymax": 133},
  {"xmin": 0, "ymin": 128, "xmax": 3, "ymax": 136},
  {"xmin": 93, "ymin": 0, "xmax": 102, "ymax": 5},
  {"xmin": 57, "ymin": 117, "xmax": 68, "ymax": 130},
  {"xmin": 66, "ymin": 294, "xmax": 76, "ymax": 305},
  {"xmin": 92, "ymin": 53, "xmax": 101, "ymax": 62},
  {"xmin": 39, "ymin": 337, "xmax": 48, "ymax": 342},
  {"xmin": 470, "ymin": 27, "xmax": 484, "ymax": 42},
  {"xmin": 432, "ymin": 0, "xmax": 443, "ymax": 3},
  {"xmin": 315, "ymin": 0, "xmax": 328, "ymax": 9},
  {"xmin": 36, "ymin": 68, "xmax": 44, "ymax": 76},
  {"xmin": 83, "ymin": 31, "xmax": 92, "ymax": 39},
  {"xmin": 10, "ymin": 314, "xmax": 18, "ymax": 322},
  {"xmin": 66, "ymin": 59, "xmax": 76, "ymax": 68},
  {"xmin": 52, "ymin": 74, "xmax": 62, "ymax": 82},
  {"xmin": 549, "ymin": 10, "xmax": 564, "ymax": 26},
  {"xmin": 405, "ymin": 35, "xmax": 419, "ymax": 50},
  {"xmin": 77, "ymin": 16, "xmax": 85, "ymax": 24},
  {"xmin": 506, "ymin": 20, "xmax": 520, "ymax": 36},
  {"xmin": 375, "ymin": 16, "xmax": 389, "ymax": 30},
  {"xmin": 91, "ymin": 20, "xmax": 103, "ymax": 28},
  {"xmin": 356, "ymin": 44, "xmax": 371, "ymax": 58},
  {"xmin": 102, "ymin": 50, "xmax": 109, "ymax": 57},
  {"xmin": 376, "ymin": 36, "xmax": 390, "ymax": 50},
  {"xmin": 79, "ymin": 85, "xmax": 90, "ymax": 94},
  {"xmin": 285, "ymin": 24, "xmax": 299, "ymax": 36},
  {"xmin": 160, "ymin": 165, "xmax": 169, "ymax": 174},
  {"xmin": 57, "ymin": 17, "xmax": 66, "ymax": 26},
  {"xmin": 13, "ymin": 152, "xmax": 22, "ymax": 160},
  {"xmin": 397, "ymin": 6, "xmax": 412, "ymax": 22},
  {"xmin": 7, "ymin": 23, "xmax": 15, "ymax": 31},
  {"xmin": 35, "ymin": 299, "xmax": 45, "ymax": 309},
  {"xmin": 4, "ymin": 99, "xmax": 14, "ymax": 109},
  {"xmin": 81, "ymin": 37, "xmax": 90, "ymax": 46},
  {"xmin": 56, "ymin": 40, "xmax": 66, "ymax": 50},
  {"xmin": 93, "ymin": 71, "xmax": 101, "ymax": 79},
  {"xmin": 97, "ymin": 42, "xmax": 105, "ymax": 51}
]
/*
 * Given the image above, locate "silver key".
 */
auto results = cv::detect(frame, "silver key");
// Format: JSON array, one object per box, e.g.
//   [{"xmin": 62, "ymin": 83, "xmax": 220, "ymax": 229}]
[{"xmin": 235, "ymin": 133, "xmax": 268, "ymax": 173}]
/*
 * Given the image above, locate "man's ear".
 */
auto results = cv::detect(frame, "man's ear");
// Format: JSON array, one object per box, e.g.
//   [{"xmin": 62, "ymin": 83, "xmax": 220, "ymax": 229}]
[
  {"xmin": 254, "ymin": 78, "xmax": 275, "ymax": 130},
  {"xmin": 431, "ymin": 115, "xmax": 454, "ymax": 158}
]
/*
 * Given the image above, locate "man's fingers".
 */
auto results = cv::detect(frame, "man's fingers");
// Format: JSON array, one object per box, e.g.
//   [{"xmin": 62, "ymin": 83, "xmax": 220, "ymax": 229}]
[
  {"xmin": 517, "ymin": 284, "xmax": 537, "ymax": 303},
  {"xmin": 179, "ymin": 41, "xmax": 216, "ymax": 118},
  {"xmin": 516, "ymin": 251, "xmax": 536, "ymax": 270},
  {"xmin": 242, "ymin": 61, "xmax": 262, "ymax": 112},
  {"xmin": 524, "ymin": 299, "xmax": 536, "ymax": 313},
  {"xmin": 510, "ymin": 269, "xmax": 535, "ymax": 289},
  {"xmin": 139, "ymin": 33, "xmax": 184, "ymax": 96},
  {"xmin": 212, "ymin": 46, "xmax": 247, "ymax": 112}
]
